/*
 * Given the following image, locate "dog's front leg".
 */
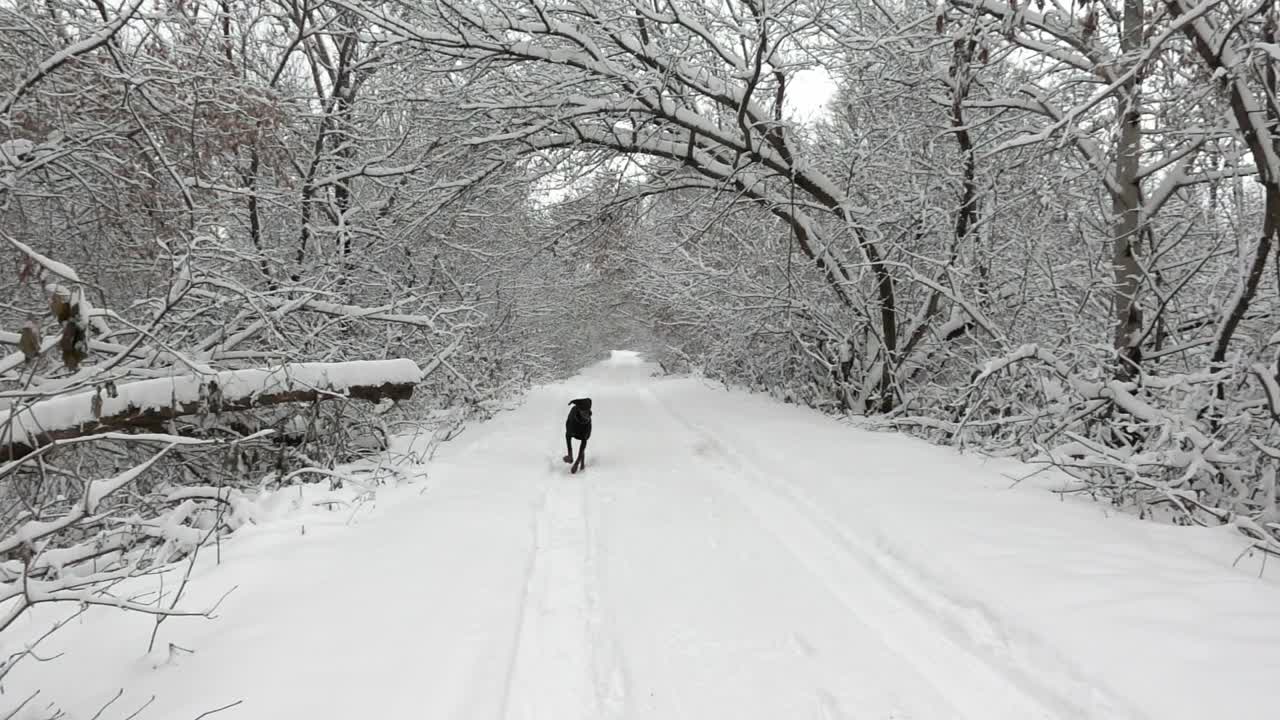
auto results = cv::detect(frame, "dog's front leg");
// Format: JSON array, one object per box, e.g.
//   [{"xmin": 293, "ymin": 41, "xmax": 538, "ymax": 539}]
[
  {"xmin": 572, "ymin": 437, "xmax": 587, "ymax": 473},
  {"xmin": 564, "ymin": 434, "xmax": 574, "ymax": 464}
]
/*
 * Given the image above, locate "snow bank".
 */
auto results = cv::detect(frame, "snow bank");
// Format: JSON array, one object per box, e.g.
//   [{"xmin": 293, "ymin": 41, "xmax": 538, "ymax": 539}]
[
  {"xmin": 654, "ymin": 378, "xmax": 1280, "ymax": 719},
  {"xmin": 0, "ymin": 450, "xmax": 446, "ymax": 719}
]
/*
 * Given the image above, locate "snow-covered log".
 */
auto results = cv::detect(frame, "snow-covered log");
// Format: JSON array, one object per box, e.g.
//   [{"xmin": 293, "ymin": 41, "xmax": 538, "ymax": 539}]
[{"xmin": 1, "ymin": 360, "xmax": 422, "ymax": 460}]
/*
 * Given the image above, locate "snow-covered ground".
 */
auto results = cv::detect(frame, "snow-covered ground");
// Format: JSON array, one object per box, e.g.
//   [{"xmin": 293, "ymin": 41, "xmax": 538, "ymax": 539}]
[{"xmin": 12, "ymin": 351, "xmax": 1280, "ymax": 719}]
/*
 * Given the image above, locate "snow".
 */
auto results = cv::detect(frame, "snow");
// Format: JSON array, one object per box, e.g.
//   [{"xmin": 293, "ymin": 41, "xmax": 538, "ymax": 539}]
[
  {"xmin": 0, "ymin": 139, "xmax": 34, "ymax": 166},
  {"xmin": 6, "ymin": 238, "xmax": 81, "ymax": 282},
  {"xmin": 1, "ymin": 359, "xmax": 423, "ymax": 451},
  {"xmin": 6, "ymin": 352, "xmax": 1280, "ymax": 719},
  {"xmin": 605, "ymin": 349, "xmax": 643, "ymax": 364},
  {"xmin": 85, "ymin": 446, "xmax": 176, "ymax": 512}
]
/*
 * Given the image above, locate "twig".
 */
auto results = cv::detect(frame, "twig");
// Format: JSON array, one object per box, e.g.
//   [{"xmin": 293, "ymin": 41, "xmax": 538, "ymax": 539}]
[
  {"xmin": 88, "ymin": 689, "xmax": 125, "ymax": 720},
  {"xmin": 0, "ymin": 605, "xmax": 86, "ymax": 682},
  {"xmin": 1, "ymin": 689, "xmax": 41, "ymax": 720},
  {"xmin": 192, "ymin": 699, "xmax": 244, "ymax": 719},
  {"xmin": 121, "ymin": 695, "xmax": 156, "ymax": 720}
]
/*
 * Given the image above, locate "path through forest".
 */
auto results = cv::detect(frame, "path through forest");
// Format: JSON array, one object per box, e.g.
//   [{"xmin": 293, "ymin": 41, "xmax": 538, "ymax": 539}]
[{"xmin": 15, "ymin": 352, "xmax": 1280, "ymax": 720}]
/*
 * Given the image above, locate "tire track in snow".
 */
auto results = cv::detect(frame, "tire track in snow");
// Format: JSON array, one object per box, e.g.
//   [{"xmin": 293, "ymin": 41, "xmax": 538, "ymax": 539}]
[
  {"xmin": 643, "ymin": 389, "xmax": 1081, "ymax": 720},
  {"xmin": 619, "ymin": 389, "xmax": 944, "ymax": 717},
  {"xmin": 590, "ymin": 388, "xmax": 762, "ymax": 720},
  {"xmin": 499, "ymin": 468, "xmax": 605, "ymax": 720},
  {"xmin": 583, "ymin": 474, "xmax": 629, "ymax": 719},
  {"xmin": 719, "ymin": 443, "xmax": 1145, "ymax": 720}
]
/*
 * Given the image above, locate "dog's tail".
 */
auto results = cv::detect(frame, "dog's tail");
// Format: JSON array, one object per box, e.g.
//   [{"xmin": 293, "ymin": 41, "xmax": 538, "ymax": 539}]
[{"xmin": 569, "ymin": 397, "xmax": 592, "ymax": 411}]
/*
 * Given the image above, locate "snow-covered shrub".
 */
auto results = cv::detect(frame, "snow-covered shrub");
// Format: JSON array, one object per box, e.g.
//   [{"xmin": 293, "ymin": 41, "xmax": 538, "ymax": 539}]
[{"xmin": 899, "ymin": 343, "xmax": 1280, "ymax": 555}]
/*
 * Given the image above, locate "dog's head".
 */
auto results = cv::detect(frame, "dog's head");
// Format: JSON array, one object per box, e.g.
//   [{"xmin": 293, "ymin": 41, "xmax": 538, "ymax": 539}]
[{"xmin": 568, "ymin": 397, "xmax": 592, "ymax": 418}]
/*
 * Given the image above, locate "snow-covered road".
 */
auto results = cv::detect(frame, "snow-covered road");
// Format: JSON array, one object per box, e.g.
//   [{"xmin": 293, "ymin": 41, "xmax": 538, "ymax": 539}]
[
  {"xmin": 496, "ymin": 376, "xmax": 1060, "ymax": 719},
  {"xmin": 18, "ymin": 353, "xmax": 1280, "ymax": 719}
]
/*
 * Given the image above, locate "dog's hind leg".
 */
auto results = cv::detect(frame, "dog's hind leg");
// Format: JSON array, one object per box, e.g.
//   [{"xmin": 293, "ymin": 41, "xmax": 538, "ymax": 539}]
[{"xmin": 564, "ymin": 434, "xmax": 574, "ymax": 464}]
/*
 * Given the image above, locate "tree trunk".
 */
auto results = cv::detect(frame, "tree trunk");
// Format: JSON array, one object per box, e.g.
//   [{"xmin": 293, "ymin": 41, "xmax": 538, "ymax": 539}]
[
  {"xmin": 2, "ymin": 360, "xmax": 420, "ymax": 461},
  {"xmin": 1111, "ymin": 0, "xmax": 1146, "ymax": 381}
]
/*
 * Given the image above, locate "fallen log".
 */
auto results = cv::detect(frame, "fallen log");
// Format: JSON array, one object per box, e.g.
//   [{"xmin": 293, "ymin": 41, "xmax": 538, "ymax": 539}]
[{"xmin": 1, "ymin": 360, "xmax": 422, "ymax": 461}]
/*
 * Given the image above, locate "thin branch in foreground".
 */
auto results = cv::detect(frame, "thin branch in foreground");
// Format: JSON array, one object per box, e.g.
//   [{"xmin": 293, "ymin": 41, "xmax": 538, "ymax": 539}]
[
  {"xmin": 88, "ymin": 689, "xmax": 125, "ymax": 720},
  {"xmin": 120, "ymin": 695, "xmax": 156, "ymax": 720},
  {"xmin": 192, "ymin": 699, "xmax": 245, "ymax": 719}
]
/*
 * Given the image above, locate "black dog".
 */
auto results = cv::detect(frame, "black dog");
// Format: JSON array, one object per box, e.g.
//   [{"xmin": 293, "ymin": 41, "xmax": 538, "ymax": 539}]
[{"xmin": 563, "ymin": 398, "xmax": 592, "ymax": 474}]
